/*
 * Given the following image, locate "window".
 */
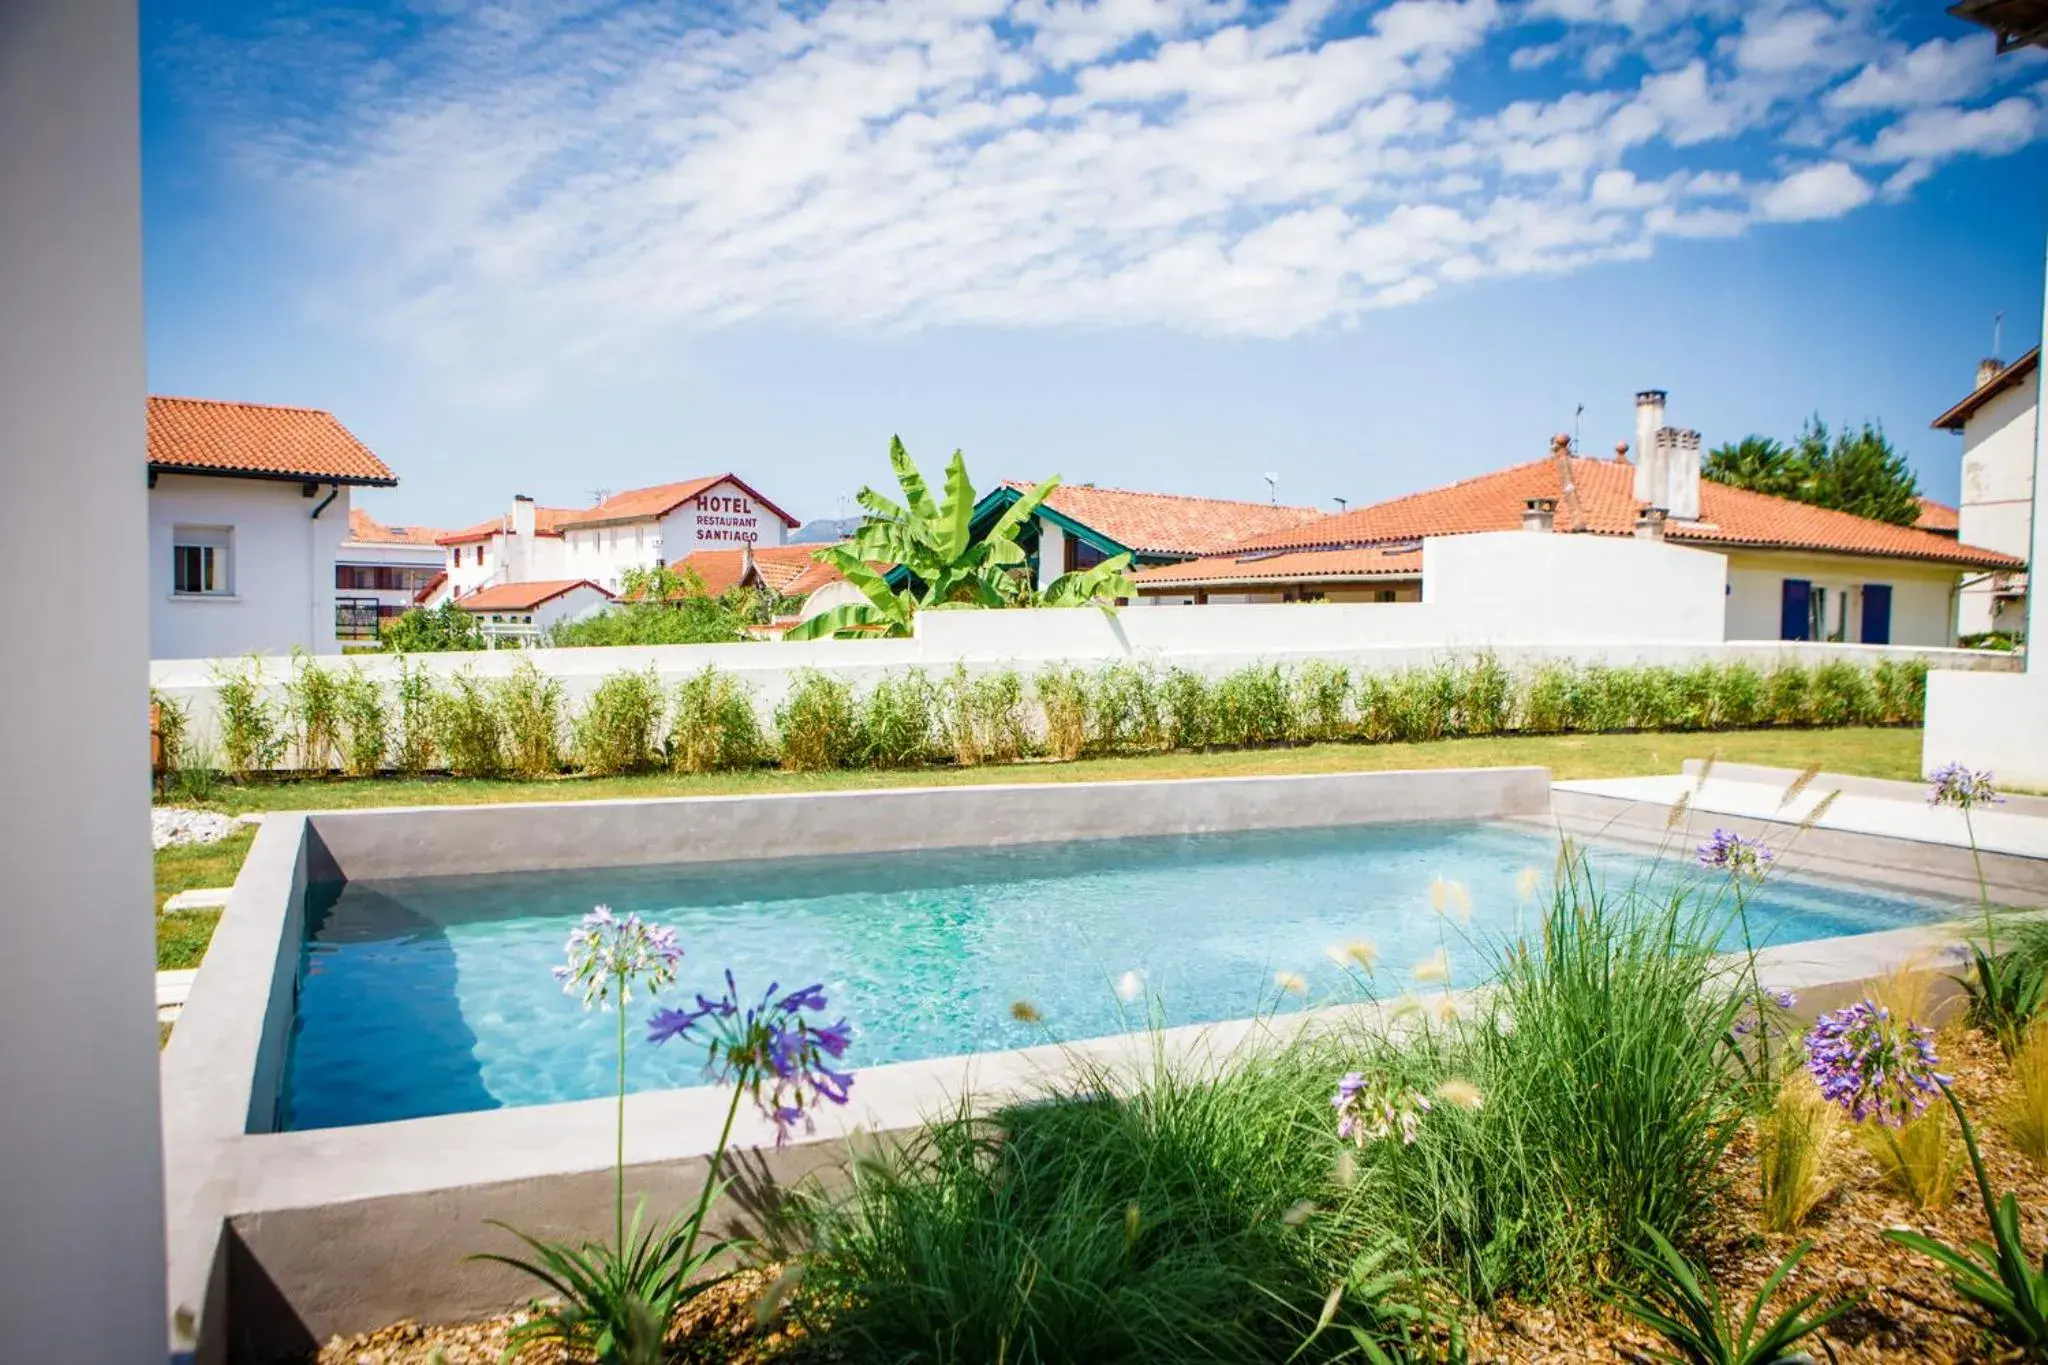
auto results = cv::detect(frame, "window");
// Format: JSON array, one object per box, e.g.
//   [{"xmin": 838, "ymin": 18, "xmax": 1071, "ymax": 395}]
[
  {"xmin": 1375, "ymin": 589, "xmax": 1397, "ymax": 603},
  {"xmin": 172, "ymin": 526, "xmax": 231, "ymax": 595}
]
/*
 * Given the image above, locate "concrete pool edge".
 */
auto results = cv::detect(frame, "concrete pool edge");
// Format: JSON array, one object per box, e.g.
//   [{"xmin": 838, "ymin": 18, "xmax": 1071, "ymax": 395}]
[{"xmin": 160, "ymin": 764, "xmax": 2029, "ymax": 1359}]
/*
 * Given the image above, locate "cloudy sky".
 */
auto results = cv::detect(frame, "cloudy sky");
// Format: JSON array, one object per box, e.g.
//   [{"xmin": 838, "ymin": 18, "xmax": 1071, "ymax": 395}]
[{"xmin": 144, "ymin": 0, "xmax": 2045, "ymax": 530}]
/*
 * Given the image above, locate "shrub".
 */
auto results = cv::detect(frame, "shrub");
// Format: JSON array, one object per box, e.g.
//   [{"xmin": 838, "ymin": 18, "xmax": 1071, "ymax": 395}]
[
  {"xmin": 1035, "ymin": 665, "xmax": 1090, "ymax": 762},
  {"xmin": 391, "ymin": 657, "xmax": 440, "ymax": 777},
  {"xmin": 1997, "ymin": 1022, "xmax": 2048, "ymax": 1169},
  {"xmin": 335, "ymin": 667, "xmax": 389, "ymax": 777},
  {"xmin": 151, "ymin": 689, "xmax": 189, "ymax": 787},
  {"xmin": 573, "ymin": 668, "xmax": 666, "ymax": 776},
  {"xmin": 1668, "ymin": 663, "xmax": 1719, "ymax": 732},
  {"xmin": 1762, "ymin": 662, "xmax": 1812, "ymax": 726},
  {"xmin": 498, "ymin": 661, "xmax": 566, "ymax": 779},
  {"xmin": 1456, "ymin": 654, "xmax": 1513, "ymax": 737},
  {"xmin": 545, "ymin": 593, "xmax": 753, "ymax": 647},
  {"xmin": 858, "ymin": 670, "xmax": 939, "ymax": 769},
  {"xmin": 670, "ymin": 668, "xmax": 764, "ymax": 774},
  {"xmin": 1711, "ymin": 662, "xmax": 1765, "ymax": 730},
  {"xmin": 1758, "ymin": 1073, "xmax": 1845, "ymax": 1232},
  {"xmin": 1290, "ymin": 660, "xmax": 1352, "ymax": 743},
  {"xmin": 1209, "ymin": 663, "xmax": 1291, "ymax": 747},
  {"xmin": 1088, "ymin": 663, "xmax": 1163, "ymax": 754},
  {"xmin": 170, "ymin": 734, "xmax": 224, "ymax": 805},
  {"xmin": 1159, "ymin": 667, "xmax": 1211, "ymax": 751},
  {"xmin": 1874, "ymin": 656, "xmax": 1929, "ymax": 725},
  {"xmin": 777, "ymin": 670, "xmax": 860, "ymax": 771},
  {"xmin": 941, "ymin": 667, "xmax": 1029, "ymax": 766},
  {"xmin": 284, "ymin": 651, "xmax": 343, "ymax": 772},
  {"xmin": 434, "ymin": 668, "xmax": 505, "ymax": 777},
  {"xmin": 382, "ymin": 601, "xmax": 486, "ymax": 653},
  {"xmin": 210, "ymin": 655, "xmax": 283, "ymax": 779},
  {"xmin": 1518, "ymin": 660, "xmax": 1576, "ymax": 735},
  {"xmin": 1808, "ymin": 659, "xmax": 1878, "ymax": 727},
  {"xmin": 1382, "ymin": 664, "xmax": 1457, "ymax": 743}
]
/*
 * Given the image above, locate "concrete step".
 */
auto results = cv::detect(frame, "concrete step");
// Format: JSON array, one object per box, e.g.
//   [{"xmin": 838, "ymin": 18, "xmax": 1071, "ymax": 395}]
[
  {"xmin": 157, "ymin": 969, "xmax": 198, "ymax": 1023},
  {"xmin": 163, "ymin": 887, "xmax": 231, "ymax": 913}
]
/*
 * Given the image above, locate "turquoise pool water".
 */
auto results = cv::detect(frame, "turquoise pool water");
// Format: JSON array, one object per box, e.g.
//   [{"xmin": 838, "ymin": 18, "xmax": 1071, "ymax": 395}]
[{"xmin": 280, "ymin": 822, "xmax": 1952, "ymax": 1131}]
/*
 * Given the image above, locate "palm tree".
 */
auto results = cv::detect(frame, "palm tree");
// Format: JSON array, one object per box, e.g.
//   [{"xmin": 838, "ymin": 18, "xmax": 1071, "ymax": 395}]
[{"xmin": 785, "ymin": 438, "xmax": 1132, "ymax": 639}]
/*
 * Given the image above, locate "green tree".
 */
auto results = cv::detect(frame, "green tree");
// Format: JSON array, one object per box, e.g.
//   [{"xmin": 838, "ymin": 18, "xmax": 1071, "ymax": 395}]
[
  {"xmin": 1705, "ymin": 418, "xmax": 1920, "ymax": 527},
  {"xmin": 382, "ymin": 601, "xmax": 487, "ymax": 653},
  {"xmin": 786, "ymin": 437, "xmax": 1134, "ymax": 640}
]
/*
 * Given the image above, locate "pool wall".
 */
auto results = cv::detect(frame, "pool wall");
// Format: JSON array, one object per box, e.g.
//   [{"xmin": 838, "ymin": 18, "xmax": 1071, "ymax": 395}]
[{"xmin": 160, "ymin": 765, "xmax": 1998, "ymax": 1362}]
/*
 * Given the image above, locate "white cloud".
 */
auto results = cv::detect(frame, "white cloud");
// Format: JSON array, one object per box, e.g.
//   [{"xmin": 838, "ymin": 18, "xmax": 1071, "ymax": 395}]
[
  {"xmin": 170, "ymin": 0, "xmax": 2033, "ymax": 399},
  {"xmin": 1754, "ymin": 160, "xmax": 1872, "ymax": 221}
]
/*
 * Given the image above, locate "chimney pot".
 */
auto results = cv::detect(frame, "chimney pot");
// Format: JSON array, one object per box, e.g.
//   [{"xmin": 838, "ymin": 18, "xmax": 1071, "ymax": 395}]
[
  {"xmin": 1523, "ymin": 496, "xmax": 1557, "ymax": 533},
  {"xmin": 1635, "ymin": 506, "xmax": 1669, "ymax": 541},
  {"xmin": 1633, "ymin": 390, "xmax": 1668, "ymax": 506},
  {"xmin": 1977, "ymin": 357, "xmax": 2004, "ymax": 389}
]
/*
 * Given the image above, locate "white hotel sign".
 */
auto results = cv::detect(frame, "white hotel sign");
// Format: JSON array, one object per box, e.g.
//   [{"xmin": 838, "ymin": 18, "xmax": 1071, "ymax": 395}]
[{"xmin": 690, "ymin": 488, "xmax": 770, "ymax": 546}]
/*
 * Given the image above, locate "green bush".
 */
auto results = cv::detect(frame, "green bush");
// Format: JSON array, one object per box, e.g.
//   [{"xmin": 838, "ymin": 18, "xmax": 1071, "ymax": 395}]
[
  {"xmin": 382, "ymin": 601, "xmax": 486, "ymax": 653},
  {"xmin": 1711, "ymin": 662, "xmax": 1765, "ymax": 730},
  {"xmin": 210, "ymin": 655, "xmax": 283, "ymax": 779},
  {"xmin": 942, "ymin": 667, "xmax": 1030, "ymax": 766},
  {"xmin": 1668, "ymin": 663, "xmax": 1718, "ymax": 732},
  {"xmin": 1518, "ymin": 660, "xmax": 1576, "ymax": 735},
  {"xmin": 335, "ymin": 667, "xmax": 389, "ymax": 777},
  {"xmin": 391, "ymin": 657, "xmax": 440, "ymax": 776},
  {"xmin": 151, "ymin": 689, "xmax": 189, "ymax": 786},
  {"xmin": 1808, "ymin": 659, "xmax": 1879, "ymax": 728},
  {"xmin": 434, "ymin": 668, "xmax": 505, "ymax": 777},
  {"xmin": 498, "ymin": 661, "xmax": 565, "ymax": 779},
  {"xmin": 1035, "ymin": 665, "xmax": 1090, "ymax": 761},
  {"xmin": 573, "ymin": 668, "xmax": 667, "ymax": 776},
  {"xmin": 777, "ymin": 670, "xmax": 860, "ymax": 771},
  {"xmin": 670, "ymin": 667, "xmax": 765, "ymax": 774},
  {"xmin": 1209, "ymin": 663, "xmax": 1291, "ymax": 747},
  {"xmin": 858, "ymin": 670, "xmax": 939, "ymax": 769},
  {"xmin": 1088, "ymin": 663, "xmax": 1163, "ymax": 754},
  {"xmin": 1383, "ymin": 664, "xmax": 1458, "ymax": 743},
  {"xmin": 285, "ymin": 651, "xmax": 343, "ymax": 772},
  {"xmin": 1874, "ymin": 656, "xmax": 1929, "ymax": 725},
  {"xmin": 544, "ymin": 592, "xmax": 755, "ymax": 647},
  {"xmin": 1290, "ymin": 660, "xmax": 1352, "ymax": 743},
  {"xmin": 1159, "ymin": 667, "xmax": 1212, "ymax": 750},
  {"xmin": 1456, "ymin": 654, "xmax": 1513, "ymax": 737},
  {"xmin": 1763, "ymin": 662, "xmax": 1813, "ymax": 726}
]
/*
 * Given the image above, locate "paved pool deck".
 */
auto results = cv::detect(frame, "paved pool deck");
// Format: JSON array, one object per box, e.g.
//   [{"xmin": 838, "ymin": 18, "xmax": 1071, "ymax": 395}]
[{"xmin": 1553, "ymin": 764, "xmax": 2048, "ymax": 862}]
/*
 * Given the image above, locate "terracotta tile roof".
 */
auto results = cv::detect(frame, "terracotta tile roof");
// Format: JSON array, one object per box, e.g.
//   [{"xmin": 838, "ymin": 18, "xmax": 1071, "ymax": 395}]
[
  {"xmin": 1132, "ymin": 546, "xmax": 1425, "ymax": 589},
  {"xmin": 1931, "ymin": 347, "xmax": 2038, "ymax": 430},
  {"xmin": 556, "ymin": 475, "xmax": 800, "ymax": 530},
  {"xmin": 671, "ymin": 544, "xmax": 844, "ymax": 596},
  {"xmin": 414, "ymin": 571, "xmax": 446, "ymax": 604},
  {"xmin": 148, "ymin": 395, "xmax": 396, "ymax": 485},
  {"xmin": 437, "ymin": 506, "xmax": 579, "ymax": 545},
  {"xmin": 1914, "ymin": 497, "xmax": 1958, "ymax": 535},
  {"xmin": 1004, "ymin": 480, "xmax": 1326, "ymax": 558},
  {"xmin": 453, "ymin": 579, "xmax": 613, "ymax": 612},
  {"xmin": 1227, "ymin": 454, "xmax": 2023, "ymax": 570},
  {"xmin": 346, "ymin": 508, "xmax": 448, "ymax": 546}
]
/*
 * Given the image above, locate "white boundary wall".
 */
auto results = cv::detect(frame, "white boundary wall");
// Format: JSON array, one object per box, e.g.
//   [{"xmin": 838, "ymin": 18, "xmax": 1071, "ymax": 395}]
[{"xmin": 151, "ymin": 531, "xmax": 2015, "ymax": 742}]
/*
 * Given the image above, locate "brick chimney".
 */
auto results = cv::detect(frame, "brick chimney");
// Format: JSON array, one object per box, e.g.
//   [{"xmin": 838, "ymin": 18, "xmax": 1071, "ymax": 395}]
[{"xmin": 1977, "ymin": 357, "xmax": 2005, "ymax": 389}]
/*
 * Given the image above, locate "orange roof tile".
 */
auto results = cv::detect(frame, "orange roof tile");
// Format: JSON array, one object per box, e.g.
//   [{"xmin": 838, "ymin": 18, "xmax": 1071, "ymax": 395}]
[
  {"xmin": 453, "ymin": 579, "xmax": 613, "ymax": 612},
  {"xmin": 148, "ymin": 395, "xmax": 396, "ymax": 485},
  {"xmin": 1914, "ymin": 497, "xmax": 1958, "ymax": 535},
  {"xmin": 437, "ymin": 506, "xmax": 579, "ymax": 545},
  {"xmin": 346, "ymin": 507, "xmax": 448, "ymax": 546},
  {"xmin": 1227, "ymin": 454, "xmax": 2021, "ymax": 570},
  {"xmin": 557, "ymin": 475, "xmax": 800, "ymax": 530},
  {"xmin": 671, "ymin": 544, "xmax": 841, "ymax": 596},
  {"xmin": 1005, "ymin": 480, "xmax": 1326, "ymax": 557},
  {"xmin": 1931, "ymin": 347, "xmax": 2038, "ymax": 431},
  {"xmin": 1132, "ymin": 546, "xmax": 1424, "ymax": 589}
]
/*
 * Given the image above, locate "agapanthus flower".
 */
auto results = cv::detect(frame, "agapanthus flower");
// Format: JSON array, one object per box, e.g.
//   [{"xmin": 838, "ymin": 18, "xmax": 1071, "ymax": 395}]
[
  {"xmin": 1928, "ymin": 763, "xmax": 2002, "ymax": 811},
  {"xmin": 1697, "ymin": 829, "xmax": 1773, "ymax": 879},
  {"xmin": 1731, "ymin": 987, "xmax": 1798, "ymax": 1037},
  {"xmin": 647, "ymin": 972, "xmax": 854, "ymax": 1145},
  {"xmin": 1333, "ymin": 1071, "xmax": 1433, "ymax": 1146},
  {"xmin": 1804, "ymin": 1000, "xmax": 1950, "ymax": 1128},
  {"xmin": 552, "ymin": 905, "xmax": 682, "ymax": 1011}
]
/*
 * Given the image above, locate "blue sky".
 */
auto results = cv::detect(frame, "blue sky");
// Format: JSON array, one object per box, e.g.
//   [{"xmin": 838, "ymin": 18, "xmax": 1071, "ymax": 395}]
[{"xmin": 143, "ymin": 0, "xmax": 2046, "ymax": 531}]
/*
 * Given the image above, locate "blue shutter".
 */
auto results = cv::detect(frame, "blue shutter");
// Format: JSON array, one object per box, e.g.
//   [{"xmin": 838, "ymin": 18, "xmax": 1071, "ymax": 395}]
[
  {"xmin": 1861, "ymin": 584, "xmax": 1892, "ymax": 645},
  {"xmin": 1780, "ymin": 579, "xmax": 1811, "ymax": 641}
]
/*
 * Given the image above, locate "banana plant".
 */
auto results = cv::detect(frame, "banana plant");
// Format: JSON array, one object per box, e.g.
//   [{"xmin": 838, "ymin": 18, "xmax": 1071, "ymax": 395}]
[{"xmin": 786, "ymin": 437, "xmax": 1064, "ymax": 639}]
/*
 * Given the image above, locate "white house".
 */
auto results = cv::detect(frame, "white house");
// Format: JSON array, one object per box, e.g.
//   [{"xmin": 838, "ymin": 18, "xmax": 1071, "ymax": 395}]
[
  {"xmin": 431, "ymin": 475, "xmax": 800, "ymax": 602},
  {"xmin": 148, "ymin": 396, "xmax": 398, "ymax": 660},
  {"xmin": 1130, "ymin": 389, "xmax": 2023, "ymax": 648},
  {"xmin": 1934, "ymin": 347, "xmax": 2037, "ymax": 638},
  {"xmin": 451, "ymin": 579, "xmax": 614, "ymax": 643},
  {"xmin": 335, "ymin": 508, "xmax": 447, "ymax": 642}
]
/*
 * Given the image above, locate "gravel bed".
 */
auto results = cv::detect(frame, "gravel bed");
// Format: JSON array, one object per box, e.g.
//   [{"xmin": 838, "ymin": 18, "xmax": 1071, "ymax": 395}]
[{"xmin": 152, "ymin": 807, "xmax": 238, "ymax": 850}]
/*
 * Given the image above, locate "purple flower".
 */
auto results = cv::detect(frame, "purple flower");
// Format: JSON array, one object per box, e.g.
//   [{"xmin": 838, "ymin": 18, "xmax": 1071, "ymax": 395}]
[
  {"xmin": 648, "ymin": 973, "xmax": 855, "ymax": 1145},
  {"xmin": 1804, "ymin": 1000, "xmax": 1951, "ymax": 1128},
  {"xmin": 1731, "ymin": 987, "xmax": 1798, "ymax": 1037},
  {"xmin": 1332, "ymin": 1070, "xmax": 1430, "ymax": 1146},
  {"xmin": 1929, "ymin": 763, "xmax": 2002, "ymax": 811},
  {"xmin": 1697, "ymin": 829, "xmax": 1773, "ymax": 879},
  {"xmin": 552, "ymin": 905, "xmax": 682, "ymax": 1011}
]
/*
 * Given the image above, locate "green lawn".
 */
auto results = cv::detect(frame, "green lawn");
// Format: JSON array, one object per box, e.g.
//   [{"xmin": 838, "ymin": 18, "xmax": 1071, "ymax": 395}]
[
  {"xmin": 177, "ymin": 725, "xmax": 1923, "ymax": 815},
  {"xmin": 149, "ymin": 727, "xmax": 1924, "ymax": 972}
]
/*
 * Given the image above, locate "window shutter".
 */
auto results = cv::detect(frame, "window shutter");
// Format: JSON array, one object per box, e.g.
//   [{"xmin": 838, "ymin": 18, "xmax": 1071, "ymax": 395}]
[
  {"xmin": 1861, "ymin": 584, "xmax": 1892, "ymax": 645},
  {"xmin": 1780, "ymin": 579, "xmax": 1811, "ymax": 641}
]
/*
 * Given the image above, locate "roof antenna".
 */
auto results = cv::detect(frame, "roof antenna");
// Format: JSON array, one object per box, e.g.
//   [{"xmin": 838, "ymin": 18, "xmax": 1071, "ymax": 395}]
[
  {"xmin": 1993, "ymin": 309, "xmax": 2004, "ymax": 358},
  {"xmin": 1262, "ymin": 472, "xmax": 1279, "ymax": 504},
  {"xmin": 588, "ymin": 488, "xmax": 611, "ymax": 507},
  {"xmin": 1573, "ymin": 403, "xmax": 1584, "ymax": 455},
  {"xmin": 1333, "ymin": 496, "xmax": 1348, "ymax": 512}
]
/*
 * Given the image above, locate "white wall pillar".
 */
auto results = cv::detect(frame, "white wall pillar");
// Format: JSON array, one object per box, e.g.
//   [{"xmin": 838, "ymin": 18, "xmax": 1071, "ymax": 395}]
[
  {"xmin": 2026, "ymin": 206, "xmax": 2048, "ymax": 664},
  {"xmin": 0, "ymin": 3, "xmax": 168, "ymax": 1361},
  {"xmin": 1036, "ymin": 513, "xmax": 1068, "ymax": 590}
]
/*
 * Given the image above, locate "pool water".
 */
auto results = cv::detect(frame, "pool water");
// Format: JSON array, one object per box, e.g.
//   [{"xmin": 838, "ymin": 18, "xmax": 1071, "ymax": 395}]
[{"xmin": 281, "ymin": 822, "xmax": 1951, "ymax": 1130}]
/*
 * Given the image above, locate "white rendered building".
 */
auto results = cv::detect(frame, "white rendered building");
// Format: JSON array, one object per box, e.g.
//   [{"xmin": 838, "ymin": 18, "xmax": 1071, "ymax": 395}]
[{"xmin": 1933, "ymin": 349, "xmax": 2037, "ymax": 638}]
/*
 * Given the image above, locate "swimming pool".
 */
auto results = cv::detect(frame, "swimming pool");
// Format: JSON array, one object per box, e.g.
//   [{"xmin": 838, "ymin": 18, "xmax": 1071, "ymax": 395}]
[{"xmin": 281, "ymin": 821, "xmax": 1951, "ymax": 1130}]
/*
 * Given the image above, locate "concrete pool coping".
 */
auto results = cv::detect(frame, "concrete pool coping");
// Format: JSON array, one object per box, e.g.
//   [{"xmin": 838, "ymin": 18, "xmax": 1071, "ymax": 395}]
[{"xmin": 159, "ymin": 764, "xmax": 2033, "ymax": 1361}]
